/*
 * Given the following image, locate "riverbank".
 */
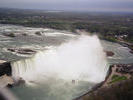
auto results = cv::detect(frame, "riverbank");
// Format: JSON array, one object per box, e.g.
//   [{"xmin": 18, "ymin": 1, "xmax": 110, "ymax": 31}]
[
  {"xmin": 101, "ymin": 36, "xmax": 133, "ymax": 54},
  {"xmin": 76, "ymin": 63, "xmax": 133, "ymax": 100}
]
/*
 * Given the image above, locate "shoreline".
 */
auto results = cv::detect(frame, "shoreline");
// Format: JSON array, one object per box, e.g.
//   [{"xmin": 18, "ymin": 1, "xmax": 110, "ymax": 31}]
[
  {"xmin": 100, "ymin": 37, "xmax": 133, "ymax": 54},
  {"xmin": 75, "ymin": 63, "xmax": 133, "ymax": 100}
]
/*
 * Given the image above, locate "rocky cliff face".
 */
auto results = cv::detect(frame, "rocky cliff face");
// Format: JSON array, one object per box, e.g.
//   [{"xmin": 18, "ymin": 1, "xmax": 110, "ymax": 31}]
[
  {"xmin": 0, "ymin": 60, "xmax": 11, "ymax": 76},
  {"xmin": 0, "ymin": 74, "xmax": 14, "ymax": 88},
  {"xmin": 76, "ymin": 64, "xmax": 133, "ymax": 100},
  {"xmin": 0, "ymin": 60, "xmax": 13, "ymax": 88}
]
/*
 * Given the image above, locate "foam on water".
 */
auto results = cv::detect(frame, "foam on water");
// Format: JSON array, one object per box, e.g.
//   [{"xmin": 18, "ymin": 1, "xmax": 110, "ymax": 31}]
[
  {"xmin": 11, "ymin": 35, "xmax": 108, "ymax": 83},
  {"xmin": 10, "ymin": 35, "xmax": 109, "ymax": 100}
]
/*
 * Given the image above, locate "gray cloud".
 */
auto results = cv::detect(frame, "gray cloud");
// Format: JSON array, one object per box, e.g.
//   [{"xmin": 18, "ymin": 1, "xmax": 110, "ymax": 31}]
[{"xmin": 0, "ymin": 0, "xmax": 133, "ymax": 12}]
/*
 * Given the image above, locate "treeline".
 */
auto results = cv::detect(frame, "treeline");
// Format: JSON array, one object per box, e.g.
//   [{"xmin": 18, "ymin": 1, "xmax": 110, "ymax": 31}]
[{"xmin": 0, "ymin": 8, "xmax": 133, "ymax": 42}]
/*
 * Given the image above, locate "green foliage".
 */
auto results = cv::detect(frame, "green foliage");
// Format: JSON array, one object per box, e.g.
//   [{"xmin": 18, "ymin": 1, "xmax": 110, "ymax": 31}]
[
  {"xmin": 109, "ymin": 75, "xmax": 127, "ymax": 84},
  {"xmin": 105, "ymin": 37, "xmax": 117, "ymax": 42},
  {"xmin": 111, "ymin": 75, "xmax": 119, "ymax": 80},
  {"xmin": 0, "ymin": 8, "xmax": 133, "ymax": 42}
]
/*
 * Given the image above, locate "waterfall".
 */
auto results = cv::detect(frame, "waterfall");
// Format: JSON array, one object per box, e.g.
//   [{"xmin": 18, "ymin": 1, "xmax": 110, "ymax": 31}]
[{"xmin": 11, "ymin": 35, "xmax": 108, "ymax": 84}]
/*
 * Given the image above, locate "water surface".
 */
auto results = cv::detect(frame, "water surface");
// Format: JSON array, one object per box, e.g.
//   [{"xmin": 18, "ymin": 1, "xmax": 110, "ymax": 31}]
[{"xmin": 0, "ymin": 24, "xmax": 133, "ymax": 100}]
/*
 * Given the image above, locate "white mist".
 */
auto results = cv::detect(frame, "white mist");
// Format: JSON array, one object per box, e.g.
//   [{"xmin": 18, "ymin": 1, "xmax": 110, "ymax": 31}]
[{"xmin": 11, "ymin": 35, "xmax": 108, "ymax": 84}]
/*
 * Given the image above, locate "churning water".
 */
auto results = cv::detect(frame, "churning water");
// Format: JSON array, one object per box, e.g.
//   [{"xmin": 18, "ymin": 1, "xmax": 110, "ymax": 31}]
[
  {"xmin": 11, "ymin": 35, "xmax": 108, "ymax": 100},
  {"xmin": 1, "ymin": 24, "xmax": 133, "ymax": 100}
]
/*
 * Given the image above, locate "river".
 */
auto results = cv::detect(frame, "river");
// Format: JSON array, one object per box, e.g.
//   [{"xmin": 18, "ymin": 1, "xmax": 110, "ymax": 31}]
[{"xmin": 0, "ymin": 24, "xmax": 133, "ymax": 100}]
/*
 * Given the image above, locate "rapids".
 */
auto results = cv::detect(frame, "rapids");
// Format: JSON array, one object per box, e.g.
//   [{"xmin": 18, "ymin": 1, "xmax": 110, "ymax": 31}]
[
  {"xmin": 10, "ymin": 35, "xmax": 108, "ymax": 100},
  {"xmin": 11, "ymin": 35, "xmax": 108, "ymax": 84}
]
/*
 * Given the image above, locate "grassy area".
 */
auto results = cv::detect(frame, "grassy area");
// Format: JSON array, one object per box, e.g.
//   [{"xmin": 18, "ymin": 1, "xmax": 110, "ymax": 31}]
[
  {"xmin": 101, "ymin": 36, "xmax": 118, "ymax": 42},
  {"xmin": 109, "ymin": 75, "xmax": 127, "ymax": 84}
]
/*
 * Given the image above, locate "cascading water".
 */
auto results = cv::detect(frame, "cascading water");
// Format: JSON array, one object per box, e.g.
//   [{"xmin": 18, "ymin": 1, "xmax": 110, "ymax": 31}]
[{"xmin": 11, "ymin": 35, "xmax": 108, "ymax": 100}]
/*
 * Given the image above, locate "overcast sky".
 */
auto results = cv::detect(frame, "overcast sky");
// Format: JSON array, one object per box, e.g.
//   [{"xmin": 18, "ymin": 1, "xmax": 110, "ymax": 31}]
[{"xmin": 0, "ymin": 0, "xmax": 133, "ymax": 12}]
